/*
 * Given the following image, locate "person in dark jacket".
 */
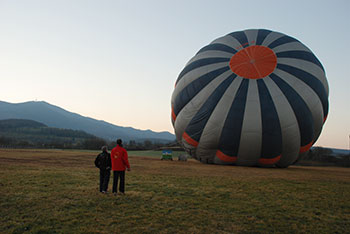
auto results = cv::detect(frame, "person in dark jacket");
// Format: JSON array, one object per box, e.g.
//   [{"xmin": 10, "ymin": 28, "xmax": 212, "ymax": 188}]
[{"xmin": 94, "ymin": 146, "xmax": 112, "ymax": 193}]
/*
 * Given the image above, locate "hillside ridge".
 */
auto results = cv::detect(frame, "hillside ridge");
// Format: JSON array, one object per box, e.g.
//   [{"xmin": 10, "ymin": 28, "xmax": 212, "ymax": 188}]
[{"xmin": 0, "ymin": 100, "xmax": 175, "ymax": 143}]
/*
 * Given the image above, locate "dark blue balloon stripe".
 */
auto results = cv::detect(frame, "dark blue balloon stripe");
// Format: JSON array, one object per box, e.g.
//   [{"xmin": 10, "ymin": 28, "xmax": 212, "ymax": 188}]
[
  {"xmin": 257, "ymin": 79, "xmax": 282, "ymax": 159},
  {"xmin": 268, "ymin": 35, "xmax": 298, "ymax": 49},
  {"xmin": 276, "ymin": 50, "xmax": 324, "ymax": 72},
  {"xmin": 218, "ymin": 79, "xmax": 249, "ymax": 156},
  {"xmin": 228, "ymin": 31, "xmax": 249, "ymax": 48},
  {"xmin": 176, "ymin": 57, "xmax": 230, "ymax": 85},
  {"xmin": 185, "ymin": 74, "xmax": 236, "ymax": 142},
  {"xmin": 173, "ymin": 66, "xmax": 230, "ymax": 117},
  {"xmin": 256, "ymin": 29, "xmax": 273, "ymax": 45},
  {"xmin": 196, "ymin": 43, "xmax": 237, "ymax": 55},
  {"xmin": 276, "ymin": 63, "xmax": 328, "ymax": 118},
  {"xmin": 270, "ymin": 73, "xmax": 314, "ymax": 146}
]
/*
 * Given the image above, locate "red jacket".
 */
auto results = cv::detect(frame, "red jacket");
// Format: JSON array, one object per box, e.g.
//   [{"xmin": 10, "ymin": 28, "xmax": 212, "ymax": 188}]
[{"xmin": 111, "ymin": 145, "xmax": 130, "ymax": 171}]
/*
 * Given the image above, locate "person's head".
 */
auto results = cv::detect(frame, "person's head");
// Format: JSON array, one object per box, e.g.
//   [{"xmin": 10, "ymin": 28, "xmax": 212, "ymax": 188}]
[
  {"xmin": 101, "ymin": 146, "xmax": 108, "ymax": 152},
  {"xmin": 116, "ymin": 139, "xmax": 123, "ymax": 146}
]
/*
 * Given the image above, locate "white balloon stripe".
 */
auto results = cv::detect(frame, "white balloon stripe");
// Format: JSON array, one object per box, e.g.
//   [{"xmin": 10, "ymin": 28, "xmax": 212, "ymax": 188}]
[
  {"xmin": 261, "ymin": 31, "xmax": 285, "ymax": 47},
  {"xmin": 274, "ymin": 68, "xmax": 324, "ymax": 142},
  {"xmin": 187, "ymin": 51, "xmax": 234, "ymax": 65},
  {"xmin": 273, "ymin": 41, "xmax": 312, "ymax": 53},
  {"xmin": 174, "ymin": 70, "xmax": 234, "ymax": 142},
  {"xmin": 212, "ymin": 35, "xmax": 244, "ymax": 52},
  {"xmin": 237, "ymin": 79, "xmax": 262, "ymax": 166},
  {"xmin": 172, "ymin": 62, "xmax": 229, "ymax": 105},
  {"xmin": 198, "ymin": 77, "xmax": 244, "ymax": 164},
  {"xmin": 277, "ymin": 58, "xmax": 329, "ymax": 95},
  {"xmin": 244, "ymin": 29, "xmax": 259, "ymax": 46},
  {"xmin": 262, "ymin": 77, "xmax": 301, "ymax": 167}
]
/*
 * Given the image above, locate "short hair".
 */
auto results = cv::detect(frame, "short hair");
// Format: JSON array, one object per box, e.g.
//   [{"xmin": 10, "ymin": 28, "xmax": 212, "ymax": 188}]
[
  {"xmin": 101, "ymin": 146, "xmax": 108, "ymax": 152},
  {"xmin": 117, "ymin": 139, "xmax": 122, "ymax": 145}
]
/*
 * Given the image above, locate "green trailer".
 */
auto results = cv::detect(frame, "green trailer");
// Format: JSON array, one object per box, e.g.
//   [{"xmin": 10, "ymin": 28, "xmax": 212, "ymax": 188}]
[{"xmin": 161, "ymin": 150, "xmax": 173, "ymax": 160}]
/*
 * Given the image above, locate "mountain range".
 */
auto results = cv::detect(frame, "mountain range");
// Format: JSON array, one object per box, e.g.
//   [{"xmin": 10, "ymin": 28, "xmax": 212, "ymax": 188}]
[{"xmin": 0, "ymin": 100, "xmax": 175, "ymax": 143}]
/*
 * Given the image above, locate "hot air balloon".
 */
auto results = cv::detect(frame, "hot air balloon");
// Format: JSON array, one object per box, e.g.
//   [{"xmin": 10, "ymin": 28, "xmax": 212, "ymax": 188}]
[{"xmin": 171, "ymin": 29, "xmax": 328, "ymax": 167}]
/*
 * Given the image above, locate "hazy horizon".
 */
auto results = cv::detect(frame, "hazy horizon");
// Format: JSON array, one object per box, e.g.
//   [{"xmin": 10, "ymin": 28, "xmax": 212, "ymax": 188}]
[{"xmin": 0, "ymin": 99, "xmax": 173, "ymax": 133}]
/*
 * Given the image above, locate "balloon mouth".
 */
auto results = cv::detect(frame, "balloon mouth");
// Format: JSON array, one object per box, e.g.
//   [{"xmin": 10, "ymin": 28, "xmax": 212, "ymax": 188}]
[{"xmin": 229, "ymin": 45, "xmax": 277, "ymax": 79}]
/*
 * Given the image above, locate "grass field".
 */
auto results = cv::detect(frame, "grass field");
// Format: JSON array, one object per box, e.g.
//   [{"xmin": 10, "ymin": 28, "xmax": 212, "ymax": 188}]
[{"xmin": 1, "ymin": 149, "xmax": 350, "ymax": 233}]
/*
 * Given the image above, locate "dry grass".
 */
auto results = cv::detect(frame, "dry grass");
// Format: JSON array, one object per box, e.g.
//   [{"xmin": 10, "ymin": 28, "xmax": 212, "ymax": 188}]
[{"xmin": 1, "ymin": 149, "xmax": 350, "ymax": 233}]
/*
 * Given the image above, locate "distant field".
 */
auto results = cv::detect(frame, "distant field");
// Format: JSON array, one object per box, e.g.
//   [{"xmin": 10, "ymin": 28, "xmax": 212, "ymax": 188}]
[
  {"xmin": 1, "ymin": 149, "xmax": 349, "ymax": 233},
  {"xmin": 129, "ymin": 150, "xmax": 186, "ymax": 159},
  {"xmin": 61, "ymin": 149, "xmax": 186, "ymax": 159}
]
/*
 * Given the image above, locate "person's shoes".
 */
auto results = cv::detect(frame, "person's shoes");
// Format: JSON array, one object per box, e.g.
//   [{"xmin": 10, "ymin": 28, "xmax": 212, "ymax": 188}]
[
  {"xmin": 119, "ymin": 192, "xmax": 125, "ymax": 195},
  {"xmin": 102, "ymin": 191, "xmax": 107, "ymax": 194},
  {"xmin": 113, "ymin": 192, "xmax": 117, "ymax": 196}
]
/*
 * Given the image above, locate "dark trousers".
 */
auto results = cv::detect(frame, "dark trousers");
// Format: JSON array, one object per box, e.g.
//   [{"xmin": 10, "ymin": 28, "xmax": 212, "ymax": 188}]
[
  {"xmin": 99, "ymin": 170, "xmax": 110, "ymax": 192},
  {"xmin": 113, "ymin": 171, "xmax": 125, "ymax": 193}
]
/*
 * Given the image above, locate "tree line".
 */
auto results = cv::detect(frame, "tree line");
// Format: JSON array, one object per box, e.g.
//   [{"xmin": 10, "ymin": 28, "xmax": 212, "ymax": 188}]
[
  {"xmin": 296, "ymin": 146, "xmax": 350, "ymax": 167},
  {"xmin": 0, "ymin": 136, "xmax": 176, "ymax": 151},
  {"xmin": 0, "ymin": 119, "xmax": 177, "ymax": 150}
]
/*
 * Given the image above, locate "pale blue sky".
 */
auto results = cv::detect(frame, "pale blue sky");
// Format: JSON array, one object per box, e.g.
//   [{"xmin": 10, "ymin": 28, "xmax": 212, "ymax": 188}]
[{"xmin": 0, "ymin": 0, "xmax": 349, "ymax": 149}]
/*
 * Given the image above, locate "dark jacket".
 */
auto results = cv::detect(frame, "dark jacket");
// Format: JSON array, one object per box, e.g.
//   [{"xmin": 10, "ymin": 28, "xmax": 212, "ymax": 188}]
[{"xmin": 94, "ymin": 151, "xmax": 112, "ymax": 170}]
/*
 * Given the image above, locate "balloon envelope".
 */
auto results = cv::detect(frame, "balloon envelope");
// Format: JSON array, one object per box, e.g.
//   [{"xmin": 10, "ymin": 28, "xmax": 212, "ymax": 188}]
[{"xmin": 171, "ymin": 29, "xmax": 329, "ymax": 167}]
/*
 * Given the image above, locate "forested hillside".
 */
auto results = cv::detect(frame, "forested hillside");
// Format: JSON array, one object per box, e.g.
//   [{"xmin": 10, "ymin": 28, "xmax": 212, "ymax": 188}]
[{"xmin": 0, "ymin": 119, "xmax": 105, "ymax": 149}]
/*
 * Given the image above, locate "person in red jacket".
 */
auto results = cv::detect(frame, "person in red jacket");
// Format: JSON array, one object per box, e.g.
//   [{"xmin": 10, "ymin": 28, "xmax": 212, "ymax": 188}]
[{"xmin": 110, "ymin": 139, "xmax": 130, "ymax": 195}]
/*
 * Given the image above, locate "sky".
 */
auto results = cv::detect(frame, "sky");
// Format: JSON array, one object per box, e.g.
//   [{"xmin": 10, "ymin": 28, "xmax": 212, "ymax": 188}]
[{"xmin": 0, "ymin": 0, "xmax": 349, "ymax": 149}]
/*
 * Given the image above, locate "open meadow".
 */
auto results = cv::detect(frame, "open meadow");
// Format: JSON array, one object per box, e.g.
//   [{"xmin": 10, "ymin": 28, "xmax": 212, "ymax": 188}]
[{"xmin": 1, "ymin": 149, "xmax": 349, "ymax": 233}]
